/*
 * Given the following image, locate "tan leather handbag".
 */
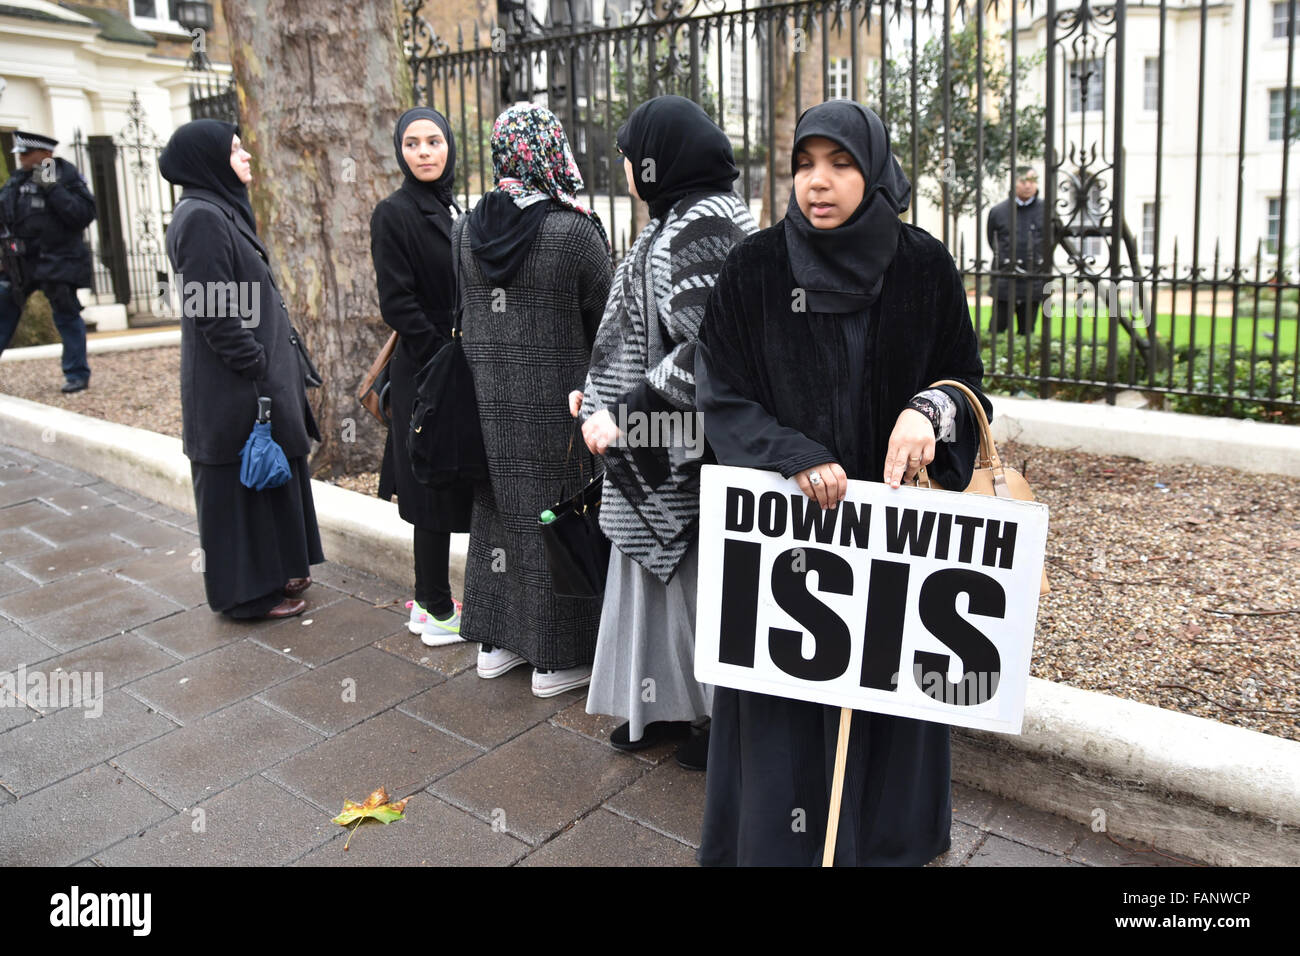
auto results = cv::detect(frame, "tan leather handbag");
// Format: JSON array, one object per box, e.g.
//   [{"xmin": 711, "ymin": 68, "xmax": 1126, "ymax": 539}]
[
  {"xmin": 357, "ymin": 331, "xmax": 398, "ymax": 425},
  {"xmin": 912, "ymin": 379, "xmax": 1050, "ymax": 595}
]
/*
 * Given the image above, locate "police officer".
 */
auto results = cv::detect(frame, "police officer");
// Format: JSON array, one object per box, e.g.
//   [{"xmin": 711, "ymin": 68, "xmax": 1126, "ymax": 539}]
[{"xmin": 0, "ymin": 130, "xmax": 97, "ymax": 392}]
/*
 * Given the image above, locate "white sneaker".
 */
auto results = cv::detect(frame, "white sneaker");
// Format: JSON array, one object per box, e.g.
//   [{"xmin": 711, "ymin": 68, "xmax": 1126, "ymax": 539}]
[
  {"xmin": 405, "ymin": 600, "xmax": 427, "ymax": 635},
  {"xmin": 420, "ymin": 602, "xmax": 466, "ymax": 647},
  {"xmin": 477, "ymin": 645, "xmax": 526, "ymax": 679},
  {"xmin": 531, "ymin": 665, "xmax": 592, "ymax": 698}
]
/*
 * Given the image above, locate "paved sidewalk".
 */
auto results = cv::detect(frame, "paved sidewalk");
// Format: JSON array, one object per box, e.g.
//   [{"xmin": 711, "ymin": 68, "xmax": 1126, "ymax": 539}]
[{"xmin": 0, "ymin": 443, "xmax": 1199, "ymax": 867}]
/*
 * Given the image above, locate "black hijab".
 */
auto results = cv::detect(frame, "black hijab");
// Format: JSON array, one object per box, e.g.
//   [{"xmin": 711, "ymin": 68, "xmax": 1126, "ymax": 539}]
[
  {"xmin": 394, "ymin": 107, "xmax": 458, "ymax": 213},
  {"xmin": 783, "ymin": 101, "xmax": 912, "ymax": 313},
  {"xmin": 617, "ymin": 95, "xmax": 738, "ymax": 220},
  {"xmin": 159, "ymin": 119, "xmax": 257, "ymax": 233}
]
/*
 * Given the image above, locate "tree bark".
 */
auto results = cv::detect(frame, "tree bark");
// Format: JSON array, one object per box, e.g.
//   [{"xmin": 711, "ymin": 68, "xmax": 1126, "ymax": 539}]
[
  {"xmin": 760, "ymin": 25, "xmax": 796, "ymax": 229},
  {"xmin": 222, "ymin": 0, "xmax": 411, "ymax": 477}
]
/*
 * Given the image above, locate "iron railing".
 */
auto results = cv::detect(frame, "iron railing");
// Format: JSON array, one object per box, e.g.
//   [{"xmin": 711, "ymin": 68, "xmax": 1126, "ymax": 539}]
[{"xmin": 405, "ymin": 0, "xmax": 1299, "ymax": 418}]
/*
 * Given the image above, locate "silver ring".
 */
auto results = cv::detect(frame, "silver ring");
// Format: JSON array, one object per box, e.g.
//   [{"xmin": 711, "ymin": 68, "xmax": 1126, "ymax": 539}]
[{"xmin": 809, "ymin": 472, "xmax": 822, "ymax": 485}]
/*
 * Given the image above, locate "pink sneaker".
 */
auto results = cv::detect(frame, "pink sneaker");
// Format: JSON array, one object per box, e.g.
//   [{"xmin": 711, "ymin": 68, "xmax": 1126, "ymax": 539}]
[{"xmin": 405, "ymin": 600, "xmax": 427, "ymax": 635}]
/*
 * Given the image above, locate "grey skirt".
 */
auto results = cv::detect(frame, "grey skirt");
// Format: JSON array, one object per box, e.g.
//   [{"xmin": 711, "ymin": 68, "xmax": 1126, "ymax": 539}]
[{"xmin": 585, "ymin": 539, "xmax": 711, "ymax": 741}]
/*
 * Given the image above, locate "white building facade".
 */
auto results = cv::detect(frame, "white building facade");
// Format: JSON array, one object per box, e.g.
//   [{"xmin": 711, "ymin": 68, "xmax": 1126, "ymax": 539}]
[{"xmin": 1013, "ymin": 0, "xmax": 1296, "ymax": 280}]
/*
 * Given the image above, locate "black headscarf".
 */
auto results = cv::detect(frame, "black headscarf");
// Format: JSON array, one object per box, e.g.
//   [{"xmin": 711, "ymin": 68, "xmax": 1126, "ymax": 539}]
[
  {"xmin": 159, "ymin": 119, "xmax": 257, "ymax": 232},
  {"xmin": 393, "ymin": 107, "xmax": 457, "ymax": 212},
  {"xmin": 782, "ymin": 101, "xmax": 912, "ymax": 313},
  {"xmin": 617, "ymin": 95, "xmax": 738, "ymax": 220}
]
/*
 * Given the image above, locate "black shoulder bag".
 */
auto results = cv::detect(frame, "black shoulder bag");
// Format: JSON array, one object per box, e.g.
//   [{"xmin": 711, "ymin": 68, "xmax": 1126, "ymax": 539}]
[
  {"xmin": 407, "ymin": 222, "xmax": 489, "ymax": 487},
  {"xmin": 539, "ymin": 419, "xmax": 609, "ymax": 598}
]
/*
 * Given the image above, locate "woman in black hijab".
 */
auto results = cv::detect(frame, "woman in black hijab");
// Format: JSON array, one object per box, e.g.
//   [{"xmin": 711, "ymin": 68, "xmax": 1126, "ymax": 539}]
[
  {"xmin": 575, "ymin": 95, "xmax": 756, "ymax": 765},
  {"xmin": 370, "ymin": 107, "xmax": 473, "ymax": 646},
  {"xmin": 614, "ymin": 94, "xmax": 740, "ymax": 219},
  {"xmin": 694, "ymin": 101, "xmax": 992, "ymax": 865},
  {"xmin": 161, "ymin": 119, "xmax": 323, "ymax": 620}
]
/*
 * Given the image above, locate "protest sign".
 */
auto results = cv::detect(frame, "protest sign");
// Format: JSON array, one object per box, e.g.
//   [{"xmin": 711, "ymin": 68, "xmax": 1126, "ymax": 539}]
[{"xmin": 695, "ymin": 464, "xmax": 1049, "ymax": 734}]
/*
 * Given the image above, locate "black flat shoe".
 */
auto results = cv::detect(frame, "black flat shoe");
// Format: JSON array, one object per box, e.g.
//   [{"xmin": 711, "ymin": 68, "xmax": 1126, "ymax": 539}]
[
  {"xmin": 609, "ymin": 720, "xmax": 690, "ymax": 752},
  {"xmin": 674, "ymin": 724, "xmax": 710, "ymax": 771},
  {"xmin": 61, "ymin": 379, "xmax": 88, "ymax": 394}
]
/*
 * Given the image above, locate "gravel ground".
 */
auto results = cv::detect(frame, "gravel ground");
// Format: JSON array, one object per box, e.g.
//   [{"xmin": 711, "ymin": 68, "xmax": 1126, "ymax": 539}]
[
  {"xmin": 2, "ymin": 346, "xmax": 184, "ymax": 438},
  {"xmin": 4, "ymin": 345, "xmax": 1297, "ymax": 740}
]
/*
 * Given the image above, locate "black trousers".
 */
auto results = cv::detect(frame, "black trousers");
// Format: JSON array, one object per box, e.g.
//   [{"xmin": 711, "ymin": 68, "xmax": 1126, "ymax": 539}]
[
  {"xmin": 414, "ymin": 527, "xmax": 453, "ymax": 617},
  {"xmin": 991, "ymin": 297, "xmax": 1040, "ymax": 335}
]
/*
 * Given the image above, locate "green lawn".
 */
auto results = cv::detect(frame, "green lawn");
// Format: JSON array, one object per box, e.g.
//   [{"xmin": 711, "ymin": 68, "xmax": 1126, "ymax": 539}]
[{"xmin": 970, "ymin": 304, "xmax": 1298, "ymax": 354}]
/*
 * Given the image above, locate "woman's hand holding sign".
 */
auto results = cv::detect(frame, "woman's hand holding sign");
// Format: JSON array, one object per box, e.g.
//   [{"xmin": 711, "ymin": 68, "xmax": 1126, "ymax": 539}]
[
  {"xmin": 884, "ymin": 408, "xmax": 937, "ymax": 488},
  {"xmin": 796, "ymin": 462, "xmax": 847, "ymax": 510}
]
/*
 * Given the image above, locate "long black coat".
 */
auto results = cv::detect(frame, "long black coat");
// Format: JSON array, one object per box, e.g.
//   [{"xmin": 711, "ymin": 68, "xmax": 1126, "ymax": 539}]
[
  {"xmin": 0, "ymin": 157, "xmax": 96, "ymax": 288},
  {"xmin": 987, "ymin": 195, "xmax": 1046, "ymax": 302},
  {"xmin": 166, "ymin": 187, "xmax": 320, "ymax": 465},
  {"xmin": 370, "ymin": 181, "xmax": 472, "ymax": 532}
]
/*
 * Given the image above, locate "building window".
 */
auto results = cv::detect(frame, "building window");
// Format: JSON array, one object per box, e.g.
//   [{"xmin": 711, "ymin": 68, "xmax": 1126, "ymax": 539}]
[
  {"xmin": 1080, "ymin": 235, "xmax": 1104, "ymax": 261},
  {"xmin": 133, "ymin": 0, "xmax": 175, "ymax": 18},
  {"xmin": 1269, "ymin": 88, "xmax": 1299, "ymax": 140},
  {"xmin": 1142, "ymin": 202, "xmax": 1156, "ymax": 256},
  {"xmin": 728, "ymin": 49, "xmax": 746, "ymax": 109},
  {"xmin": 1143, "ymin": 57, "xmax": 1159, "ymax": 112},
  {"xmin": 1274, "ymin": 2, "xmax": 1297, "ymax": 40},
  {"xmin": 131, "ymin": 1, "xmax": 184, "ymax": 34},
  {"xmin": 1068, "ymin": 58, "xmax": 1105, "ymax": 113},
  {"xmin": 1266, "ymin": 197, "xmax": 1282, "ymax": 254},
  {"xmin": 828, "ymin": 57, "xmax": 851, "ymax": 101}
]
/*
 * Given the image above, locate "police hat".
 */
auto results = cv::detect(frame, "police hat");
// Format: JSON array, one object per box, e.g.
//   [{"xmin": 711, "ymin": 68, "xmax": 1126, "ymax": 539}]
[{"xmin": 11, "ymin": 131, "xmax": 59, "ymax": 155}]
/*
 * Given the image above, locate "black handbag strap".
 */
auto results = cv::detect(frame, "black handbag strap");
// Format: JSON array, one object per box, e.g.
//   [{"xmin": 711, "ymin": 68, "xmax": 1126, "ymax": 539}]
[
  {"xmin": 561, "ymin": 415, "xmax": 602, "ymax": 505},
  {"xmin": 451, "ymin": 215, "xmax": 469, "ymax": 339}
]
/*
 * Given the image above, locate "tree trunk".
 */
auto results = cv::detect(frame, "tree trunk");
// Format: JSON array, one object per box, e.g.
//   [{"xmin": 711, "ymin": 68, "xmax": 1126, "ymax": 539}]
[
  {"xmin": 222, "ymin": 0, "xmax": 410, "ymax": 478},
  {"xmin": 760, "ymin": 26, "xmax": 796, "ymax": 229}
]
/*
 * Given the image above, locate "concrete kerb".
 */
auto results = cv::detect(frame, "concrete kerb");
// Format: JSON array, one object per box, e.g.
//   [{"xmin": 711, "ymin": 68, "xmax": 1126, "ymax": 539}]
[
  {"xmin": 0, "ymin": 394, "xmax": 1297, "ymax": 865},
  {"xmin": 990, "ymin": 394, "xmax": 1300, "ymax": 477},
  {"xmin": 0, "ymin": 329, "xmax": 182, "ymax": 363}
]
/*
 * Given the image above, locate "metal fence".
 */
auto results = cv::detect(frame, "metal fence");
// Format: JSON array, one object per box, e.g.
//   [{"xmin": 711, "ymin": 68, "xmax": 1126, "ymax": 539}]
[
  {"xmin": 405, "ymin": 0, "xmax": 1299, "ymax": 418},
  {"xmin": 70, "ymin": 93, "xmax": 179, "ymax": 317},
  {"xmin": 189, "ymin": 70, "xmax": 240, "ymax": 125}
]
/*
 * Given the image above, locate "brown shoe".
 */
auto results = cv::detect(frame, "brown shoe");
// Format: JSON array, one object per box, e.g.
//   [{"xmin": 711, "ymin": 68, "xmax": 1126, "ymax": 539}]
[
  {"xmin": 284, "ymin": 577, "xmax": 312, "ymax": 597},
  {"xmin": 266, "ymin": 597, "xmax": 307, "ymax": 619}
]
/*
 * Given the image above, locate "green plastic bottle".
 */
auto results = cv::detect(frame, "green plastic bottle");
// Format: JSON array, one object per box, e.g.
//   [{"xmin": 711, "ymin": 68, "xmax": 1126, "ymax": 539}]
[{"xmin": 539, "ymin": 509, "xmax": 557, "ymax": 524}]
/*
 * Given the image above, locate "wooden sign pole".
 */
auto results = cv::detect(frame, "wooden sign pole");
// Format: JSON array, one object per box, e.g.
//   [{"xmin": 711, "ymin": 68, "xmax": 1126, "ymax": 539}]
[{"xmin": 821, "ymin": 706, "xmax": 853, "ymax": 867}]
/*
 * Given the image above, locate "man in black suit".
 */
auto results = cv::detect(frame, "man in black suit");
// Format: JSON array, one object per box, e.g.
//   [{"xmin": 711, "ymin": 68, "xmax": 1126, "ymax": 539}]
[
  {"xmin": 0, "ymin": 130, "xmax": 97, "ymax": 391},
  {"xmin": 986, "ymin": 165, "xmax": 1046, "ymax": 336}
]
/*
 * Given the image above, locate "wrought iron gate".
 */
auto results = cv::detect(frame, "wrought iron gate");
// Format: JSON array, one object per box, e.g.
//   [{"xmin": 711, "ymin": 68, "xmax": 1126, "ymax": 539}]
[{"xmin": 71, "ymin": 94, "xmax": 180, "ymax": 317}]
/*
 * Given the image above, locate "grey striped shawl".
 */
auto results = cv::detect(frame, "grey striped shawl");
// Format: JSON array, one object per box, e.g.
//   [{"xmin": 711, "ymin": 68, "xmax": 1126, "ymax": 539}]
[{"xmin": 581, "ymin": 191, "xmax": 756, "ymax": 582}]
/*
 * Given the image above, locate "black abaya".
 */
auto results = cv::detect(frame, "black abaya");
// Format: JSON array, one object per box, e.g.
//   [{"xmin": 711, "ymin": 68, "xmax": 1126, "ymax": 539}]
[
  {"xmin": 694, "ymin": 221, "xmax": 989, "ymax": 867},
  {"xmin": 191, "ymin": 457, "xmax": 324, "ymax": 616}
]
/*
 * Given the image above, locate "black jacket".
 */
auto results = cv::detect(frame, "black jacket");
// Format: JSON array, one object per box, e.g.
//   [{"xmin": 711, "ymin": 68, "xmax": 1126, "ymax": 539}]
[
  {"xmin": 166, "ymin": 187, "xmax": 320, "ymax": 465},
  {"xmin": 697, "ymin": 222, "xmax": 989, "ymax": 490},
  {"xmin": 0, "ymin": 157, "xmax": 96, "ymax": 288},
  {"xmin": 986, "ymin": 195, "xmax": 1046, "ymax": 303},
  {"xmin": 370, "ymin": 181, "xmax": 472, "ymax": 532}
]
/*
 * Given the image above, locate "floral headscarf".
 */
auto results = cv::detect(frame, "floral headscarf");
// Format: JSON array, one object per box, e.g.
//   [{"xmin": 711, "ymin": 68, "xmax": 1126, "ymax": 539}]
[{"xmin": 490, "ymin": 104, "xmax": 606, "ymax": 245}]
